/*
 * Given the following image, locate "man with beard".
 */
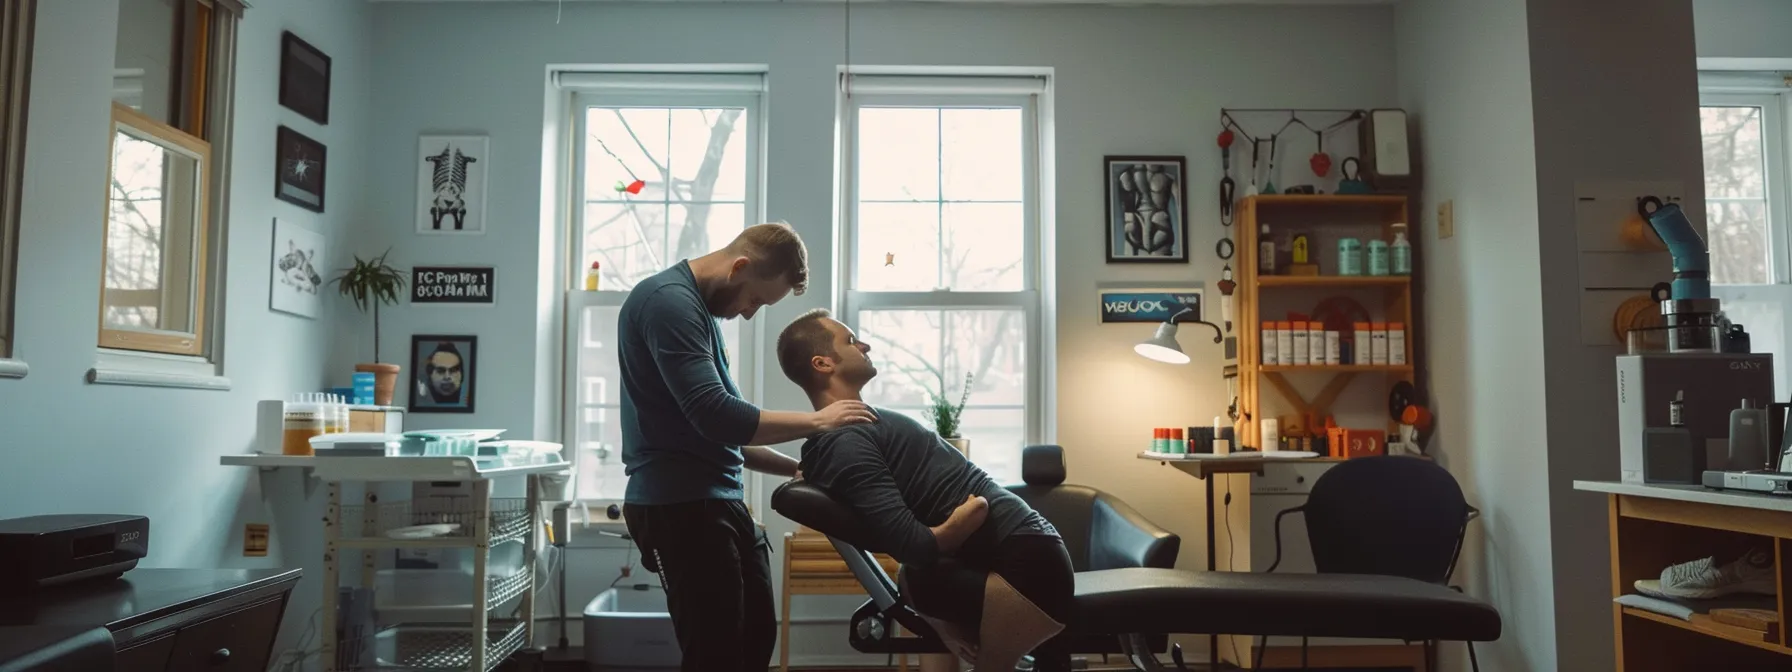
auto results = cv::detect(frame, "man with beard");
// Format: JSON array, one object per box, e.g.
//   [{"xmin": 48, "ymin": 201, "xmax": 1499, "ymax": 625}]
[
  {"xmin": 618, "ymin": 222, "xmax": 876, "ymax": 672},
  {"xmin": 420, "ymin": 342, "xmax": 465, "ymax": 404},
  {"xmin": 775, "ymin": 309, "xmax": 1072, "ymax": 672}
]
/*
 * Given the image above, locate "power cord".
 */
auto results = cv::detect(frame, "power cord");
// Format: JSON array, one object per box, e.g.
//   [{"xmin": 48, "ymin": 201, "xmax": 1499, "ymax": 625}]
[
  {"xmin": 266, "ymin": 607, "xmax": 322, "ymax": 672},
  {"xmin": 1223, "ymin": 477, "xmax": 1243, "ymax": 665}
]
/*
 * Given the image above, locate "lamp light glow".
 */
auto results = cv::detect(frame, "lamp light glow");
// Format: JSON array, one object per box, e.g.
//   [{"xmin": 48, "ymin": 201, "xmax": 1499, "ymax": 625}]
[{"xmin": 1134, "ymin": 322, "xmax": 1190, "ymax": 364}]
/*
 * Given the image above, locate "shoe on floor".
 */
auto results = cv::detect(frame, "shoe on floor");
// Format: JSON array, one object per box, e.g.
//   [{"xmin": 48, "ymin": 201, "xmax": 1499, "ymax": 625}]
[{"xmin": 1635, "ymin": 549, "xmax": 1777, "ymax": 600}]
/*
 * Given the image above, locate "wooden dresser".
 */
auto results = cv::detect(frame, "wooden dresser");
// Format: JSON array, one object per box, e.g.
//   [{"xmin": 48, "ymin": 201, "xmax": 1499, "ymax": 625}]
[{"xmin": 0, "ymin": 568, "xmax": 300, "ymax": 672}]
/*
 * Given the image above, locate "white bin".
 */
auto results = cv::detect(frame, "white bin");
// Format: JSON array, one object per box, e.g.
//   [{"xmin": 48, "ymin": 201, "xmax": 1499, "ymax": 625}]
[{"xmin": 583, "ymin": 585, "xmax": 679, "ymax": 670}]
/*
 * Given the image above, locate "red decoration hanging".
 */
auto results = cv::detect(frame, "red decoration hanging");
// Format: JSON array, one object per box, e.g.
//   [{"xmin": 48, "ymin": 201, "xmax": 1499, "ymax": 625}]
[{"xmin": 625, "ymin": 179, "xmax": 646, "ymax": 194}]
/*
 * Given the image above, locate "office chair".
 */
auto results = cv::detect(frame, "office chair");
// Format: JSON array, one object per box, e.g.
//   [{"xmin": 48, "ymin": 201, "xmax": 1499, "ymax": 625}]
[{"xmin": 1258, "ymin": 455, "xmax": 1483, "ymax": 672}]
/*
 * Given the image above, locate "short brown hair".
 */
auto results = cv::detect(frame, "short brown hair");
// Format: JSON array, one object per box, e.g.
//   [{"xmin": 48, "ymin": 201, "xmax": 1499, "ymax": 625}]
[
  {"xmin": 777, "ymin": 308, "xmax": 836, "ymax": 390},
  {"xmin": 725, "ymin": 222, "xmax": 809, "ymax": 296}
]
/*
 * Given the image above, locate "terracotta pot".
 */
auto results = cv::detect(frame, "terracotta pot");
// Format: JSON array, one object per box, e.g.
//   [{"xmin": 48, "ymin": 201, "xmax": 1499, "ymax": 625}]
[
  {"xmin": 945, "ymin": 437, "xmax": 970, "ymax": 457},
  {"xmin": 355, "ymin": 362, "xmax": 401, "ymax": 406}
]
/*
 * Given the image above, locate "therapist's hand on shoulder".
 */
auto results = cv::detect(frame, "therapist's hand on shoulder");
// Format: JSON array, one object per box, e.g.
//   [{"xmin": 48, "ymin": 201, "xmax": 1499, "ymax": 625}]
[{"xmin": 812, "ymin": 399, "xmax": 877, "ymax": 431}]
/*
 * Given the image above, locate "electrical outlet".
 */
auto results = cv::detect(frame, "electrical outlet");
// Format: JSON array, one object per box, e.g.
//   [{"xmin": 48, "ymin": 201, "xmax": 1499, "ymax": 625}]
[
  {"xmin": 244, "ymin": 523, "xmax": 269, "ymax": 557},
  {"xmin": 1438, "ymin": 200, "xmax": 1456, "ymax": 239}
]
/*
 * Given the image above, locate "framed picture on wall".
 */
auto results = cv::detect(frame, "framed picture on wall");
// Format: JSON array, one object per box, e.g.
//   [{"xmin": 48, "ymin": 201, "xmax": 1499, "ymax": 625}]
[
  {"xmin": 416, "ymin": 135, "xmax": 488, "ymax": 235},
  {"xmin": 268, "ymin": 218, "xmax": 325, "ymax": 319},
  {"xmin": 278, "ymin": 31, "xmax": 331, "ymax": 125},
  {"xmin": 410, "ymin": 334, "xmax": 477, "ymax": 414},
  {"xmin": 274, "ymin": 125, "xmax": 326, "ymax": 212},
  {"xmin": 1104, "ymin": 155, "xmax": 1188, "ymax": 263}
]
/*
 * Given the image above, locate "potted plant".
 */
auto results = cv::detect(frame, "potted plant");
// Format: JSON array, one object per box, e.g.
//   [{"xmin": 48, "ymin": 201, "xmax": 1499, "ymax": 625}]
[
  {"xmin": 332, "ymin": 250, "xmax": 407, "ymax": 406},
  {"xmin": 928, "ymin": 372, "xmax": 975, "ymax": 455}
]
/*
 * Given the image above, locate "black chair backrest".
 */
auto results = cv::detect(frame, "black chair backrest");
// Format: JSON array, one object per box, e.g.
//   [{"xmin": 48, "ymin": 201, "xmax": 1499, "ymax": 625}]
[
  {"xmin": 1303, "ymin": 456, "xmax": 1469, "ymax": 584},
  {"xmin": 1007, "ymin": 445, "xmax": 1095, "ymax": 570}
]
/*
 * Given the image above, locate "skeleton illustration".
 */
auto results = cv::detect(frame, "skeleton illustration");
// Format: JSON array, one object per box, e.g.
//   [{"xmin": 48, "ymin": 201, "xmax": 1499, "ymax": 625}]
[
  {"xmin": 276, "ymin": 241, "xmax": 321, "ymax": 294},
  {"xmin": 424, "ymin": 145, "xmax": 478, "ymax": 230}
]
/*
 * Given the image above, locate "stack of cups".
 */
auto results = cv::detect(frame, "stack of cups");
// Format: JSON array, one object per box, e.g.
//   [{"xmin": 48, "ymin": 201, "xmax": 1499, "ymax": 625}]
[{"xmin": 1152, "ymin": 428, "xmax": 1188, "ymax": 455}]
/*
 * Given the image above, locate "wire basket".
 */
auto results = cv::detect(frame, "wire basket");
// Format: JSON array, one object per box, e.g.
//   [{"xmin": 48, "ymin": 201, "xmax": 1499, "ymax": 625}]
[
  {"xmin": 340, "ymin": 497, "xmax": 532, "ymax": 545},
  {"xmin": 336, "ymin": 621, "xmax": 527, "ymax": 672}
]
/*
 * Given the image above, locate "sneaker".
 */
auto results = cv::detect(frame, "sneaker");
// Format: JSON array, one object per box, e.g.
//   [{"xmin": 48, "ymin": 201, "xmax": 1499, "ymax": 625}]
[{"xmin": 1635, "ymin": 549, "xmax": 1777, "ymax": 600}]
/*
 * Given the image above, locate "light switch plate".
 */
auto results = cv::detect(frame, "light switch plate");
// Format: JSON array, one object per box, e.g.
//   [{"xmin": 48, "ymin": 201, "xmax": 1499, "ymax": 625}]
[{"xmin": 1438, "ymin": 200, "xmax": 1455, "ymax": 239}]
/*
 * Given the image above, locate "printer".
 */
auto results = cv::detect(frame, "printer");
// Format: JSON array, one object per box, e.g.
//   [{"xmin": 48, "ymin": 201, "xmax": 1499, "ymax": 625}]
[{"xmin": 0, "ymin": 514, "xmax": 148, "ymax": 595}]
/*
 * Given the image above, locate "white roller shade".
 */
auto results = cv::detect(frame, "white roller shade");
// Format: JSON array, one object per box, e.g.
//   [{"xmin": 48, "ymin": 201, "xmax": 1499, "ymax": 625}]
[
  {"xmin": 840, "ymin": 74, "xmax": 1047, "ymax": 96},
  {"xmin": 554, "ymin": 71, "xmax": 767, "ymax": 93},
  {"xmin": 1699, "ymin": 71, "xmax": 1792, "ymax": 92}
]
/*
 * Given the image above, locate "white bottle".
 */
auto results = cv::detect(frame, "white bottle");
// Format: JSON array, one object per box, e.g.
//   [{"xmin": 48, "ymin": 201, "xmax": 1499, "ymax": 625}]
[
  {"xmin": 1325, "ymin": 331, "xmax": 1341, "ymax": 366},
  {"xmin": 1275, "ymin": 322, "xmax": 1294, "ymax": 366},
  {"xmin": 1261, "ymin": 418, "xmax": 1281, "ymax": 452},
  {"xmin": 1291, "ymin": 323, "xmax": 1311, "ymax": 366},
  {"xmin": 1259, "ymin": 222, "xmax": 1277, "ymax": 275},
  {"xmin": 1261, "ymin": 322, "xmax": 1280, "ymax": 366},
  {"xmin": 1389, "ymin": 323, "xmax": 1407, "ymax": 365},
  {"xmin": 1352, "ymin": 323, "xmax": 1371, "ymax": 365},
  {"xmin": 1370, "ymin": 323, "xmax": 1390, "ymax": 365},
  {"xmin": 1308, "ymin": 322, "xmax": 1326, "ymax": 366}
]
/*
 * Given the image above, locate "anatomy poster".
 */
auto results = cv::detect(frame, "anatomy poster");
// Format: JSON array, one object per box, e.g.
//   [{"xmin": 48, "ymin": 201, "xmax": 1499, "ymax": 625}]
[{"xmin": 416, "ymin": 135, "xmax": 488, "ymax": 235}]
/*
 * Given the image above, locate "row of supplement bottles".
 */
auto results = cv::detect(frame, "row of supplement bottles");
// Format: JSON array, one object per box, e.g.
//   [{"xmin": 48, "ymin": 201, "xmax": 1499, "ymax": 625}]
[
  {"xmin": 1259, "ymin": 222, "xmax": 1412, "ymax": 276},
  {"xmin": 282, "ymin": 393, "xmax": 352, "ymax": 456}
]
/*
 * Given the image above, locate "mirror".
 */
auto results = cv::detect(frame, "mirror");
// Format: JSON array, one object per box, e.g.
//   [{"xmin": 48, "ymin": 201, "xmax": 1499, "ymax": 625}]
[{"xmin": 101, "ymin": 102, "xmax": 209, "ymax": 355}]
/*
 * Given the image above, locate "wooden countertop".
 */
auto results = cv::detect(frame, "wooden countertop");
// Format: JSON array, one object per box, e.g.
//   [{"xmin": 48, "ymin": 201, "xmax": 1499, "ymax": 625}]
[{"xmin": 1574, "ymin": 480, "xmax": 1792, "ymax": 513}]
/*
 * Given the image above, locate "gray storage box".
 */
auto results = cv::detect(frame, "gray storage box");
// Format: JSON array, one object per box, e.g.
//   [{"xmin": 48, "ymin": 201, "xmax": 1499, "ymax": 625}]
[
  {"xmin": 1617, "ymin": 353, "xmax": 1775, "ymax": 482},
  {"xmin": 584, "ymin": 584, "xmax": 678, "ymax": 670}
]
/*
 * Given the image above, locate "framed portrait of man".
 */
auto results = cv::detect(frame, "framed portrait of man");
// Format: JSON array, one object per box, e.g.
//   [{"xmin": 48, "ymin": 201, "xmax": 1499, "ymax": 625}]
[{"xmin": 409, "ymin": 334, "xmax": 477, "ymax": 413}]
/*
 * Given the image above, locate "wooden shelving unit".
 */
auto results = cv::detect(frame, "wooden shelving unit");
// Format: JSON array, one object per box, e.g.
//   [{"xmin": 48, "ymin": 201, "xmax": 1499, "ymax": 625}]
[{"xmin": 1235, "ymin": 194, "xmax": 1417, "ymax": 451}]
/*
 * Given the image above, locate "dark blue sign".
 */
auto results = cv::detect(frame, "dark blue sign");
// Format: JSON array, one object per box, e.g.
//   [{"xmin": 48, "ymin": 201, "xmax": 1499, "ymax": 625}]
[{"xmin": 1100, "ymin": 290, "xmax": 1202, "ymax": 324}]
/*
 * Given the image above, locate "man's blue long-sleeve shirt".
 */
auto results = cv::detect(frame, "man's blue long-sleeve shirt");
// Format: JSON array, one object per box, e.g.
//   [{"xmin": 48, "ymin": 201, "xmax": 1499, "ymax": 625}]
[{"xmin": 619, "ymin": 261, "xmax": 761, "ymax": 505}]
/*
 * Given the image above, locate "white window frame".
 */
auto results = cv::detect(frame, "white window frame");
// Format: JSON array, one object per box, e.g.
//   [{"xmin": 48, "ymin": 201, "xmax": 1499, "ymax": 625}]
[
  {"xmin": 837, "ymin": 74, "xmax": 1049, "ymax": 462},
  {"xmin": 1700, "ymin": 72, "xmax": 1792, "ymax": 285},
  {"xmin": 558, "ymin": 73, "xmax": 766, "ymax": 511},
  {"xmin": 0, "ymin": 0, "xmax": 35, "ymax": 379}
]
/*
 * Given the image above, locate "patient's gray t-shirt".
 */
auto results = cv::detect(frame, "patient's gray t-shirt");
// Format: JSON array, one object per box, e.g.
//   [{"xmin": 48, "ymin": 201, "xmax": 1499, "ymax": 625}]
[{"xmin": 797, "ymin": 407, "xmax": 1057, "ymax": 566}]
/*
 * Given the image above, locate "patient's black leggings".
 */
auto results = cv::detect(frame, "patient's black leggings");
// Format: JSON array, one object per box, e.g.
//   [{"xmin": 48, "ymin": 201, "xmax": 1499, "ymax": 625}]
[{"xmin": 906, "ymin": 533, "xmax": 1076, "ymax": 671}]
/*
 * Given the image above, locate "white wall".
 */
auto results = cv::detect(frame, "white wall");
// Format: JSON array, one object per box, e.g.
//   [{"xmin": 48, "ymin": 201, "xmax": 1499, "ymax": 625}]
[
  {"xmin": 0, "ymin": 0, "xmax": 375, "ymax": 657},
  {"xmin": 1525, "ymin": 0, "xmax": 1706, "ymax": 670},
  {"xmin": 1393, "ymin": 0, "xmax": 1549, "ymax": 670},
  {"xmin": 365, "ymin": 1, "xmax": 1397, "ymax": 662},
  {"xmin": 1693, "ymin": 0, "xmax": 1792, "ymax": 64}
]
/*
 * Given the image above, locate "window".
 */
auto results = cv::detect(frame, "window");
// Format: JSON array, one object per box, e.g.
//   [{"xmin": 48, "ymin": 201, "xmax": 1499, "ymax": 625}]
[
  {"xmin": 0, "ymin": 1, "xmax": 36, "ymax": 371},
  {"xmin": 840, "ymin": 74, "xmax": 1047, "ymax": 484},
  {"xmin": 92, "ymin": 0, "xmax": 241, "ymax": 379},
  {"xmin": 560, "ymin": 72, "xmax": 764, "ymax": 503},
  {"xmin": 1699, "ymin": 76, "xmax": 1792, "ymax": 285}
]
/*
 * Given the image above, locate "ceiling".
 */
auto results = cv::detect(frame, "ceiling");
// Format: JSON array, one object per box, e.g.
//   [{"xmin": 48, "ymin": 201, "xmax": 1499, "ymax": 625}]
[{"xmin": 369, "ymin": 0, "xmax": 1395, "ymax": 5}]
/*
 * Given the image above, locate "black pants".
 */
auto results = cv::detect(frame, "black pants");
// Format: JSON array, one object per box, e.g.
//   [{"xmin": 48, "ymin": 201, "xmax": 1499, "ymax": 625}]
[
  {"xmin": 623, "ymin": 499, "xmax": 775, "ymax": 672},
  {"xmin": 905, "ymin": 534, "xmax": 1076, "ymax": 672}
]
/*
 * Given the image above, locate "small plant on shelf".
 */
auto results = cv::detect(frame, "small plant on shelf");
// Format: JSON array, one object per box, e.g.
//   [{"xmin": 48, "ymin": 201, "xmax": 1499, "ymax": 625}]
[
  {"xmin": 332, "ymin": 250, "xmax": 408, "ymax": 405},
  {"xmin": 929, "ymin": 372, "xmax": 974, "ymax": 440}
]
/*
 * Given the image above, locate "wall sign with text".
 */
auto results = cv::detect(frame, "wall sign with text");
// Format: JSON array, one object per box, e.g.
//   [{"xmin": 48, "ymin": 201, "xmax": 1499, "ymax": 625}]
[
  {"xmin": 412, "ymin": 266, "xmax": 495, "ymax": 305},
  {"xmin": 1099, "ymin": 289, "xmax": 1202, "ymax": 324}
]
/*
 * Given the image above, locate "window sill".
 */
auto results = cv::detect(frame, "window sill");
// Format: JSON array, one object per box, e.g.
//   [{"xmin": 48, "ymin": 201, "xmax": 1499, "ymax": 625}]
[
  {"xmin": 87, "ymin": 349, "xmax": 230, "ymax": 391},
  {"xmin": 0, "ymin": 358, "xmax": 27, "ymax": 379}
]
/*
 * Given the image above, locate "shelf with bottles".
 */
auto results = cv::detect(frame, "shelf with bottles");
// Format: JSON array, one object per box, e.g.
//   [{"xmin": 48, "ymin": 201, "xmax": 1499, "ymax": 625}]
[{"xmin": 1254, "ymin": 320, "xmax": 1411, "ymax": 370}]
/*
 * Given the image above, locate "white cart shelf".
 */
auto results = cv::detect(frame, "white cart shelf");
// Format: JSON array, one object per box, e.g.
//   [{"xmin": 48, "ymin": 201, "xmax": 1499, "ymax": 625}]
[{"xmin": 311, "ymin": 454, "xmax": 571, "ymax": 672}]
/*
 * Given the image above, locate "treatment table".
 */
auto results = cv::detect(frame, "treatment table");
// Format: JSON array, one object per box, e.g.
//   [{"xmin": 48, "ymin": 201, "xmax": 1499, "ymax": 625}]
[{"xmin": 771, "ymin": 480, "xmax": 1501, "ymax": 670}]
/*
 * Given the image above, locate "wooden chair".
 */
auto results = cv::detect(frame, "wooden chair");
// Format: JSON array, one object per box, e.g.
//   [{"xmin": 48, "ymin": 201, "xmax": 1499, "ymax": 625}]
[{"xmin": 780, "ymin": 528, "xmax": 911, "ymax": 672}]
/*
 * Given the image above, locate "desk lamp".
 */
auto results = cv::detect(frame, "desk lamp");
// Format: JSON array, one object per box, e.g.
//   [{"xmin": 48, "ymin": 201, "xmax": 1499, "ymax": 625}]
[{"xmin": 1134, "ymin": 306, "xmax": 1222, "ymax": 365}]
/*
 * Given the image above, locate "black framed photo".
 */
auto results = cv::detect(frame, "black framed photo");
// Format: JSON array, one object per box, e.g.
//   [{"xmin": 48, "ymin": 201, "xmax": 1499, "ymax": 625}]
[
  {"xmin": 1105, "ymin": 155, "xmax": 1188, "ymax": 263},
  {"xmin": 410, "ymin": 334, "xmax": 477, "ymax": 414},
  {"xmin": 278, "ymin": 31, "xmax": 331, "ymax": 125},
  {"xmin": 274, "ymin": 125, "xmax": 326, "ymax": 213}
]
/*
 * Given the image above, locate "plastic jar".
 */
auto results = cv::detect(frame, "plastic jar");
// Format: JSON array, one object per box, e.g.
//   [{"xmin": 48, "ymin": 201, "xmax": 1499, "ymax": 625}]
[{"xmin": 282, "ymin": 396, "xmax": 324, "ymax": 455}]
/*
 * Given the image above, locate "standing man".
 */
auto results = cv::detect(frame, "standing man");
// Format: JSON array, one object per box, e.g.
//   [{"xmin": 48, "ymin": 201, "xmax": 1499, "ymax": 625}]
[{"xmin": 619, "ymin": 222, "xmax": 876, "ymax": 672}]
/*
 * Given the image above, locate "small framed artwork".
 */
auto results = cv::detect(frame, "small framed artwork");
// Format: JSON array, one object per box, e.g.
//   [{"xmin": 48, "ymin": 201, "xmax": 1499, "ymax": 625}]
[
  {"xmin": 275, "ymin": 126, "xmax": 326, "ymax": 212},
  {"xmin": 411, "ymin": 266, "xmax": 495, "ymax": 305},
  {"xmin": 278, "ymin": 31, "xmax": 331, "ymax": 125},
  {"xmin": 410, "ymin": 334, "xmax": 477, "ymax": 413},
  {"xmin": 1105, "ymin": 155, "xmax": 1188, "ymax": 263},
  {"xmin": 269, "ymin": 218, "xmax": 325, "ymax": 319},
  {"xmin": 416, "ymin": 135, "xmax": 488, "ymax": 235}
]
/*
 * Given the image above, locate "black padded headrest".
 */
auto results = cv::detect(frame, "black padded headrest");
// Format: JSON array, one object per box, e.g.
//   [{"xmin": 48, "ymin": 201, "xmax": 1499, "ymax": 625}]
[
  {"xmin": 1022, "ymin": 444, "xmax": 1066, "ymax": 486},
  {"xmin": 772, "ymin": 480, "xmax": 872, "ymax": 547}
]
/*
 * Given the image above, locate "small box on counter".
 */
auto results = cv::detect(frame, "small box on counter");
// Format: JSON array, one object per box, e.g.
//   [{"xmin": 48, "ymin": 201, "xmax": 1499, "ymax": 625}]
[{"xmin": 1326, "ymin": 427, "xmax": 1387, "ymax": 459}]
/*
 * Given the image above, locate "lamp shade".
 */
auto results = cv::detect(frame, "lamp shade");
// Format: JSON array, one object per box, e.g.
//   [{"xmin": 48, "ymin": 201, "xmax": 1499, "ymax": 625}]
[{"xmin": 1134, "ymin": 322, "xmax": 1190, "ymax": 365}]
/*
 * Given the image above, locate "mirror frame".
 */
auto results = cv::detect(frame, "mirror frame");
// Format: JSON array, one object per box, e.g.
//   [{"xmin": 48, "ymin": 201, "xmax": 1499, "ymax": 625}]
[{"xmin": 99, "ymin": 102, "xmax": 212, "ymax": 356}]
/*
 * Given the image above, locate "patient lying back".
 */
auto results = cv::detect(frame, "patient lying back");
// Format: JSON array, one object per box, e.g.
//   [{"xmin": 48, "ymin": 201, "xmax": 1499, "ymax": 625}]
[{"xmin": 797, "ymin": 409, "xmax": 1058, "ymax": 565}]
